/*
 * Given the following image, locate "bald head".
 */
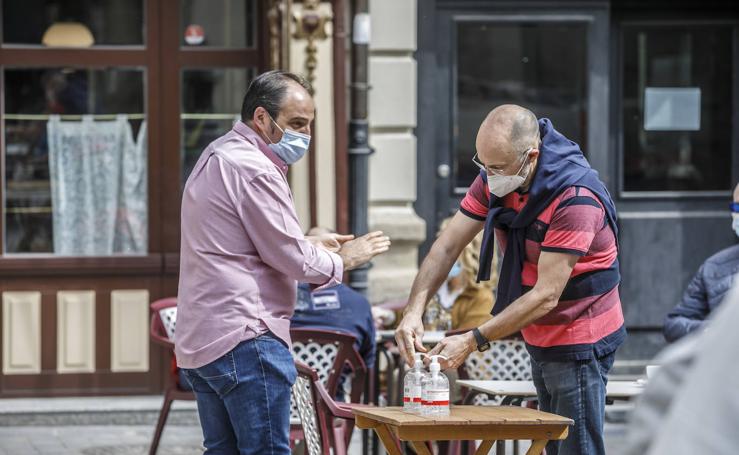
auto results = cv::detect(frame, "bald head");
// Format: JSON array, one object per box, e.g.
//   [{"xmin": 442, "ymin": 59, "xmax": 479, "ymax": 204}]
[
  {"xmin": 475, "ymin": 104, "xmax": 540, "ymax": 176},
  {"xmin": 477, "ymin": 105, "xmax": 539, "ymax": 155}
]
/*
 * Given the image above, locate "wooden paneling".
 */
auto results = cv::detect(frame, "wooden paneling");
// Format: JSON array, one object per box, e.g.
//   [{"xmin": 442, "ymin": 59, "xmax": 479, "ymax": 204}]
[
  {"xmin": 111, "ymin": 290, "xmax": 150, "ymax": 373},
  {"xmin": 56, "ymin": 291, "xmax": 96, "ymax": 374},
  {"xmin": 2, "ymin": 292, "xmax": 42, "ymax": 375}
]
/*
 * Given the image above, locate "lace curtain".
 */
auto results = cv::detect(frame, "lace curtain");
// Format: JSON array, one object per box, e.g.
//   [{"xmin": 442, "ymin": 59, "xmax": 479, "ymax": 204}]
[{"xmin": 47, "ymin": 115, "xmax": 147, "ymax": 255}]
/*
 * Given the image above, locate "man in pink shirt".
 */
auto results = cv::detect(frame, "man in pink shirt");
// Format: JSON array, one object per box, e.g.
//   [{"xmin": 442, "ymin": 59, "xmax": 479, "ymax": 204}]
[{"xmin": 175, "ymin": 70, "xmax": 390, "ymax": 454}]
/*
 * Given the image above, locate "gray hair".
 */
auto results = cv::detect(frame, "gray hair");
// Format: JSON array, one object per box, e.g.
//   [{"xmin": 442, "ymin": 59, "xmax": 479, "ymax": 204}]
[
  {"xmin": 509, "ymin": 108, "xmax": 540, "ymax": 154},
  {"xmin": 241, "ymin": 70, "xmax": 312, "ymax": 122}
]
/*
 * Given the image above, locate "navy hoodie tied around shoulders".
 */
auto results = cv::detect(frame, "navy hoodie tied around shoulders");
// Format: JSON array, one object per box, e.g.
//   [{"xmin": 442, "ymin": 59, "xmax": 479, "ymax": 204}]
[{"xmin": 477, "ymin": 118, "xmax": 619, "ymax": 316}]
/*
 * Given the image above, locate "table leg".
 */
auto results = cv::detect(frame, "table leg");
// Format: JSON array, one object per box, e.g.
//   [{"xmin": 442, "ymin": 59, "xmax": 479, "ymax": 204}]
[
  {"xmin": 525, "ymin": 440, "xmax": 548, "ymax": 455},
  {"xmin": 373, "ymin": 423, "xmax": 402, "ymax": 455},
  {"xmin": 410, "ymin": 441, "xmax": 433, "ymax": 455},
  {"xmin": 475, "ymin": 440, "xmax": 496, "ymax": 454}
]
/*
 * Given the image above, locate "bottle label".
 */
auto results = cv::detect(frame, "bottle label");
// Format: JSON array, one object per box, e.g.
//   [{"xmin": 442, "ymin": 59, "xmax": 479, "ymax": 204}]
[
  {"xmin": 426, "ymin": 390, "xmax": 450, "ymax": 406},
  {"xmin": 411, "ymin": 386, "xmax": 422, "ymax": 402}
]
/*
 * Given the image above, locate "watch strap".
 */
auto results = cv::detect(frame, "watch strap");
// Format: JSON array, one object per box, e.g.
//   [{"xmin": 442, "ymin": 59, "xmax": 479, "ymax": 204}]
[{"xmin": 472, "ymin": 328, "xmax": 488, "ymax": 350}]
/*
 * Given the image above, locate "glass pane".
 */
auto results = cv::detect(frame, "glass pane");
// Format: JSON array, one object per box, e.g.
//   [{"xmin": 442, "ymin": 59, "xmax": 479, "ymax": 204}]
[
  {"xmin": 3, "ymin": 0, "xmax": 144, "ymax": 46},
  {"xmin": 181, "ymin": 0, "xmax": 256, "ymax": 48},
  {"xmin": 4, "ymin": 68, "xmax": 147, "ymax": 255},
  {"xmin": 181, "ymin": 68, "xmax": 254, "ymax": 182},
  {"xmin": 454, "ymin": 22, "xmax": 588, "ymax": 189},
  {"xmin": 622, "ymin": 26, "xmax": 732, "ymax": 192}
]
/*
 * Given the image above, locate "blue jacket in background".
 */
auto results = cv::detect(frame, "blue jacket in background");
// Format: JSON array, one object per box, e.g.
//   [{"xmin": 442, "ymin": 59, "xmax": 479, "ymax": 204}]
[
  {"xmin": 663, "ymin": 244, "xmax": 739, "ymax": 342},
  {"xmin": 291, "ymin": 283, "xmax": 376, "ymax": 368}
]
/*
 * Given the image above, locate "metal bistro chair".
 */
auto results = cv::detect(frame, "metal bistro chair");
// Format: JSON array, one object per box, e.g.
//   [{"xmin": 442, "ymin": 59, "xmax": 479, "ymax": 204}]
[
  {"xmin": 148, "ymin": 298, "xmax": 195, "ymax": 455},
  {"xmin": 289, "ymin": 328, "xmax": 368, "ymax": 453},
  {"xmin": 447, "ymin": 329, "xmax": 532, "ymax": 406},
  {"xmin": 292, "ymin": 361, "xmax": 366, "ymax": 455}
]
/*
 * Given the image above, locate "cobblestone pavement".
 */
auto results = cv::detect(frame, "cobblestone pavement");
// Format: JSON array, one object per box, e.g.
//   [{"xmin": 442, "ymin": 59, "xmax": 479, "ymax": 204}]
[
  {"xmin": 0, "ymin": 425, "xmax": 204, "ymax": 455},
  {"xmin": 0, "ymin": 422, "xmax": 629, "ymax": 455}
]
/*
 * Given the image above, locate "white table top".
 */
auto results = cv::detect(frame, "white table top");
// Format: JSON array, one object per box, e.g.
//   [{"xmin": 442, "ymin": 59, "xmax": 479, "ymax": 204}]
[
  {"xmin": 457, "ymin": 379, "xmax": 645, "ymax": 400},
  {"xmin": 376, "ymin": 330, "xmax": 446, "ymax": 345}
]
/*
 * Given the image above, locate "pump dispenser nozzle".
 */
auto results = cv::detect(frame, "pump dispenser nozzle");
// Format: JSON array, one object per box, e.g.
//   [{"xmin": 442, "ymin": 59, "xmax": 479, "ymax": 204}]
[
  {"xmin": 428, "ymin": 355, "xmax": 447, "ymax": 374},
  {"xmin": 413, "ymin": 353, "xmax": 423, "ymax": 368}
]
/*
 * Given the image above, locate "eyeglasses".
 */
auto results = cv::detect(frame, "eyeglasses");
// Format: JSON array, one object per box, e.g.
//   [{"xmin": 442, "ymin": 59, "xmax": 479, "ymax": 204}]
[{"xmin": 472, "ymin": 148, "xmax": 532, "ymax": 176}]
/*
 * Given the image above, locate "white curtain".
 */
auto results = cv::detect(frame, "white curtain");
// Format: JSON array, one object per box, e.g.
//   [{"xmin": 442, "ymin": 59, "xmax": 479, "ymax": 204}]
[{"xmin": 47, "ymin": 115, "xmax": 147, "ymax": 255}]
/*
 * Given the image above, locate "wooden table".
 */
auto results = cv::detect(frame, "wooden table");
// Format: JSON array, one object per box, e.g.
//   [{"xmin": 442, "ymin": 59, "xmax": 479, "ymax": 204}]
[
  {"xmin": 375, "ymin": 329, "xmax": 446, "ymax": 344},
  {"xmin": 353, "ymin": 405, "xmax": 573, "ymax": 455},
  {"xmin": 458, "ymin": 379, "xmax": 644, "ymax": 404}
]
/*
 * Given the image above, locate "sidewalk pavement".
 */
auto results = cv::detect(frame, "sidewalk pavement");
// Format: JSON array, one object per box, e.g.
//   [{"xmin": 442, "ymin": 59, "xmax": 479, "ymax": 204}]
[{"xmin": 0, "ymin": 395, "xmax": 633, "ymax": 454}]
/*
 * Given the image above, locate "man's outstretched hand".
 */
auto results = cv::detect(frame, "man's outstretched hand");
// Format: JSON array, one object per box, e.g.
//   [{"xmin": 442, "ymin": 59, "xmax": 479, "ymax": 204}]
[
  {"xmin": 338, "ymin": 231, "xmax": 391, "ymax": 270},
  {"xmin": 308, "ymin": 232, "xmax": 355, "ymax": 253}
]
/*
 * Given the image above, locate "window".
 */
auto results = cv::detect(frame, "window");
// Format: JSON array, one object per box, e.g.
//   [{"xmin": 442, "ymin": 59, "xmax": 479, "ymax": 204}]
[
  {"xmin": 181, "ymin": 68, "xmax": 254, "ymax": 182},
  {"xmin": 454, "ymin": 21, "xmax": 588, "ymax": 190},
  {"xmin": 181, "ymin": 0, "xmax": 256, "ymax": 48},
  {"xmin": 3, "ymin": 0, "xmax": 144, "ymax": 46},
  {"xmin": 0, "ymin": 0, "xmax": 265, "ymax": 258},
  {"xmin": 621, "ymin": 25, "xmax": 733, "ymax": 192},
  {"xmin": 4, "ymin": 68, "xmax": 146, "ymax": 255}
]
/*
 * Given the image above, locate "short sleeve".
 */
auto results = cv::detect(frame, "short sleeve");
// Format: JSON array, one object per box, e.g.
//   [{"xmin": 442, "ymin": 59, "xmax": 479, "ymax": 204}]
[
  {"xmin": 540, "ymin": 189, "xmax": 605, "ymax": 256},
  {"xmin": 460, "ymin": 172, "xmax": 490, "ymax": 221}
]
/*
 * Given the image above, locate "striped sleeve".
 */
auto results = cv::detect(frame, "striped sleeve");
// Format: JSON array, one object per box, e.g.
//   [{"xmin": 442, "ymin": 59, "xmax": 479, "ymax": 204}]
[
  {"xmin": 540, "ymin": 188, "xmax": 605, "ymax": 256},
  {"xmin": 459, "ymin": 173, "xmax": 489, "ymax": 221}
]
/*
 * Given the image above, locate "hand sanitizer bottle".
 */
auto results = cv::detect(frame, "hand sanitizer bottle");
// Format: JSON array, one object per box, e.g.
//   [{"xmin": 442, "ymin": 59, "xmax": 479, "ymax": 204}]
[
  {"xmin": 426, "ymin": 355, "xmax": 450, "ymax": 416},
  {"xmin": 403, "ymin": 353, "xmax": 424, "ymax": 412},
  {"xmin": 420, "ymin": 367, "xmax": 432, "ymax": 415}
]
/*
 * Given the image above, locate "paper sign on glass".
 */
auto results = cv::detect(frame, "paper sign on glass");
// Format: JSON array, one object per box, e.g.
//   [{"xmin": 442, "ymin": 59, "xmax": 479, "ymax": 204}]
[{"xmin": 644, "ymin": 87, "xmax": 701, "ymax": 131}]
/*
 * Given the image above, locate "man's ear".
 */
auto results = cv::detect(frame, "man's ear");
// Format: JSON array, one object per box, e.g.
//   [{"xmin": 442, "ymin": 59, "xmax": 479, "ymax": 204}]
[{"xmin": 252, "ymin": 106, "xmax": 268, "ymax": 129}]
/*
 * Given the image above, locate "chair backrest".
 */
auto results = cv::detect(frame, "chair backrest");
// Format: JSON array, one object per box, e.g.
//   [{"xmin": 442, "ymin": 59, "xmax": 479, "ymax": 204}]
[
  {"xmin": 462, "ymin": 338, "xmax": 532, "ymax": 381},
  {"xmin": 448, "ymin": 329, "xmax": 531, "ymax": 405},
  {"xmin": 289, "ymin": 328, "xmax": 367, "ymax": 427},
  {"xmin": 290, "ymin": 328, "xmax": 367, "ymax": 399},
  {"xmin": 292, "ymin": 361, "xmax": 331, "ymax": 455},
  {"xmin": 150, "ymin": 297, "xmax": 178, "ymax": 348}
]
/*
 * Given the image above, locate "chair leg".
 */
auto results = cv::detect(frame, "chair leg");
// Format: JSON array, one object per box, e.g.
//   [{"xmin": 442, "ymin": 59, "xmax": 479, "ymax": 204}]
[
  {"xmin": 149, "ymin": 390, "xmax": 175, "ymax": 455},
  {"xmin": 333, "ymin": 425, "xmax": 347, "ymax": 455}
]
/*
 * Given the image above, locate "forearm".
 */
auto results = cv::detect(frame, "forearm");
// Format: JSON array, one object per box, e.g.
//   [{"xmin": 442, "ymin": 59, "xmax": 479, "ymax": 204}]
[
  {"xmin": 477, "ymin": 287, "xmax": 557, "ymax": 342},
  {"xmin": 404, "ymin": 246, "xmax": 458, "ymax": 317}
]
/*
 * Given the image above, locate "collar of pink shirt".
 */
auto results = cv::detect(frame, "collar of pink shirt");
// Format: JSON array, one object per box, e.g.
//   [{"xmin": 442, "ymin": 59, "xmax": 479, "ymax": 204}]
[{"xmin": 232, "ymin": 120, "xmax": 289, "ymax": 175}]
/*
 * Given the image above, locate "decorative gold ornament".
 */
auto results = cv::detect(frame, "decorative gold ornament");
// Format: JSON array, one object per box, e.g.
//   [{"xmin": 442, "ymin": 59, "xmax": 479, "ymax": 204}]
[{"xmin": 292, "ymin": 0, "xmax": 332, "ymax": 94}]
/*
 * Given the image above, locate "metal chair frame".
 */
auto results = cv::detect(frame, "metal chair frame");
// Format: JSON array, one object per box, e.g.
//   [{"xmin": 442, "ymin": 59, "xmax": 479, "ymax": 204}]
[{"xmin": 148, "ymin": 298, "xmax": 195, "ymax": 455}]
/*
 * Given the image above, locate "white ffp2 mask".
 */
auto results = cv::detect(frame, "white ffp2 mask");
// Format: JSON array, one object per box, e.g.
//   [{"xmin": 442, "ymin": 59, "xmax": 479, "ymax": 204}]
[{"xmin": 487, "ymin": 155, "xmax": 530, "ymax": 197}]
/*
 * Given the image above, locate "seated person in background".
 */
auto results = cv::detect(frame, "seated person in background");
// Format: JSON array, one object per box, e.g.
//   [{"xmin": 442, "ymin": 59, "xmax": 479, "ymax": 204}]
[
  {"xmin": 663, "ymin": 183, "xmax": 739, "ymax": 342},
  {"xmin": 373, "ymin": 217, "xmax": 496, "ymax": 332},
  {"xmin": 292, "ymin": 227, "xmax": 376, "ymax": 372}
]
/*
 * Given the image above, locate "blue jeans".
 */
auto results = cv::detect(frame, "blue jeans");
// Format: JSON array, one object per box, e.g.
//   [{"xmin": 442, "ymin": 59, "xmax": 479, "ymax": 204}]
[
  {"xmin": 182, "ymin": 333, "xmax": 297, "ymax": 455},
  {"xmin": 530, "ymin": 351, "xmax": 615, "ymax": 455}
]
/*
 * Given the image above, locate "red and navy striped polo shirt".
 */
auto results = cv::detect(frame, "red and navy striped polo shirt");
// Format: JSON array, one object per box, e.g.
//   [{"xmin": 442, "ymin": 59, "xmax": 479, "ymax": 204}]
[{"xmin": 460, "ymin": 174, "xmax": 625, "ymax": 361}]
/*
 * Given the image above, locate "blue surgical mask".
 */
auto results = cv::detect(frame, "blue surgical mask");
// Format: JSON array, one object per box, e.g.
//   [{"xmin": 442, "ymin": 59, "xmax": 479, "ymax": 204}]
[
  {"xmin": 448, "ymin": 261, "xmax": 463, "ymax": 280},
  {"xmin": 266, "ymin": 116, "xmax": 311, "ymax": 165},
  {"xmin": 732, "ymin": 215, "xmax": 739, "ymax": 238}
]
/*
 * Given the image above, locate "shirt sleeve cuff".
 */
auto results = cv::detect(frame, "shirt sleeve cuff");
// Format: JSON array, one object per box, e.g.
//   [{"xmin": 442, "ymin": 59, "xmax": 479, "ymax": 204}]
[{"xmin": 314, "ymin": 250, "xmax": 344, "ymax": 290}]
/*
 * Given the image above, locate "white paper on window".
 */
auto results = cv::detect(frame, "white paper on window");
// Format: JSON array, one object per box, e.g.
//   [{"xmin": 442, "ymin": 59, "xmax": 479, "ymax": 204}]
[
  {"xmin": 47, "ymin": 115, "xmax": 147, "ymax": 255},
  {"xmin": 644, "ymin": 87, "xmax": 701, "ymax": 131}
]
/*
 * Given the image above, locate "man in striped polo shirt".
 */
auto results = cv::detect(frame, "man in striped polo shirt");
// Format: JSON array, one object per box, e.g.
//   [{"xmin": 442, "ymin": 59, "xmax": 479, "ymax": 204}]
[{"xmin": 396, "ymin": 104, "xmax": 624, "ymax": 455}]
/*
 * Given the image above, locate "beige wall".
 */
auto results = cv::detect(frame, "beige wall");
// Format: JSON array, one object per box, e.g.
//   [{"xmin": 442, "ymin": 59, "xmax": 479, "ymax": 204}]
[
  {"xmin": 289, "ymin": 2, "xmax": 337, "ymax": 232},
  {"xmin": 367, "ymin": 0, "xmax": 425, "ymax": 303},
  {"xmin": 286, "ymin": 0, "xmax": 426, "ymax": 303}
]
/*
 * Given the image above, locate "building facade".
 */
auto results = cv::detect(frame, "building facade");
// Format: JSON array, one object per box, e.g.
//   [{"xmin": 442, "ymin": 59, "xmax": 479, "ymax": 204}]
[{"xmin": 0, "ymin": 0, "xmax": 737, "ymax": 396}]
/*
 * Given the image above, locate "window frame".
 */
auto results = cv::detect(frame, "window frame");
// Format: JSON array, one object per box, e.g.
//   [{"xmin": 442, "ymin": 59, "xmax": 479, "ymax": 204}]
[
  {"xmin": 0, "ymin": 0, "xmax": 267, "ymax": 272},
  {"xmin": 615, "ymin": 19, "xmax": 739, "ymax": 199},
  {"xmin": 449, "ymin": 14, "xmax": 595, "ymax": 196}
]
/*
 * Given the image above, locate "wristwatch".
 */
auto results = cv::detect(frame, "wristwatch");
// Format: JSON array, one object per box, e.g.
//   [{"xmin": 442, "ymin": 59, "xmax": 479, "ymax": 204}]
[{"xmin": 472, "ymin": 328, "xmax": 491, "ymax": 352}]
